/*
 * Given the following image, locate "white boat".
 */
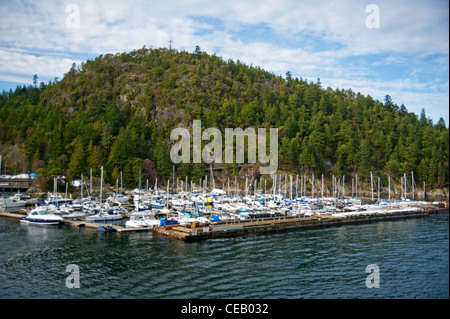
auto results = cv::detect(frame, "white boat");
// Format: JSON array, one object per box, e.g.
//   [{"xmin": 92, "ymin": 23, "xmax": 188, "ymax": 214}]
[
  {"xmin": 9, "ymin": 193, "xmax": 38, "ymax": 205},
  {"xmin": 126, "ymin": 211, "xmax": 160, "ymax": 227},
  {"xmin": 222, "ymin": 203, "xmax": 238, "ymax": 213},
  {"xmin": 21, "ymin": 207, "xmax": 64, "ymax": 225},
  {"xmin": 171, "ymin": 199, "xmax": 186, "ymax": 210},
  {"xmin": 83, "ymin": 201, "xmax": 101, "ymax": 213},
  {"xmin": 3, "ymin": 197, "xmax": 27, "ymax": 208},
  {"xmin": 85, "ymin": 209, "xmax": 123, "ymax": 222},
  {"xmin": 62, "ymin": 210, "xmax": 86, "ymax": 219},
  {"xmin": 151, "ymin": 200, "xmax": 165, "ymax": 209},
  {"xmin": 44, "ymin": 193, "xmax": 73, "ymax": 205},
  {"xmin": 106, "ymin": 193, "xmax": 130, "ymax": 204},
  {"xmin": 133, "ymin": 192, "xmax": 152, "ymax": 205},
  {"xmin": 125, "ymin": 214, "xmax": 149, "ymax": 228}
]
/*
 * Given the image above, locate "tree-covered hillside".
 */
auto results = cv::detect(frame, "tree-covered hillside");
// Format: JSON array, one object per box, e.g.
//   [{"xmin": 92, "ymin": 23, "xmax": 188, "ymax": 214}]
[{"xmin": 0, "ymin": 47, "xmax": 448, "ymax": 191}]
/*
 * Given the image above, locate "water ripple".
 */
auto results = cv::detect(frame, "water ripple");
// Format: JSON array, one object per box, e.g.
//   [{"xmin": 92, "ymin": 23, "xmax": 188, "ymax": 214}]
[{"xmin": 0, "ymin": 213, "xmax": 448, "ymax": 299}]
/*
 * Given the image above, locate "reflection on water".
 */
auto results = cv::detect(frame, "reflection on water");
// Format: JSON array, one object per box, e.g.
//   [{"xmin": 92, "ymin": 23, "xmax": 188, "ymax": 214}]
[{"xmin": 0, "ymin": 212, "xmax": 448, "ymax": 299}]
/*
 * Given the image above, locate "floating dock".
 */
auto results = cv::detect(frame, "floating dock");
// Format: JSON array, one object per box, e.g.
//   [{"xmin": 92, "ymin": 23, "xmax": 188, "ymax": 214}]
[
  {"xmin": 1, "ymin": 206, "xmax": 448, "ymax": 241},
  {"xmin": 154, "ymin": 207, "xmax": 449, "ymax": 242}
]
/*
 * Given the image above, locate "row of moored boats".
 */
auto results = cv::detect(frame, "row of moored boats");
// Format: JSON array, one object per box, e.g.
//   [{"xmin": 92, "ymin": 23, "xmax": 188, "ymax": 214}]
[{"xmin": 3, "ymin": 187, "xmax": 438, "ymax": 227}]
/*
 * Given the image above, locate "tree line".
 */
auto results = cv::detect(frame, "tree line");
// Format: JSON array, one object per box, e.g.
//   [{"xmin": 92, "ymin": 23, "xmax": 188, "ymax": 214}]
[{"xmin": 0, "ymin": 47, "xmax": 448, "ymax": 191}]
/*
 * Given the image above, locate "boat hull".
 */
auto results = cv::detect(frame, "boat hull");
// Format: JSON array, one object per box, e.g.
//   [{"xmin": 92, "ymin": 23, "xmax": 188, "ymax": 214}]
[{"xmin": 21, "ymin": 218, "xmax": 62, "ymax": 225}]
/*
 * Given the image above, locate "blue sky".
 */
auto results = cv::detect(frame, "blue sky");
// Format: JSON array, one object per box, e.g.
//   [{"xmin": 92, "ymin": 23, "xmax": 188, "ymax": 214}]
[{"xmin": 0, "ymin": 0, "xmax": 448, "ymax": 125}]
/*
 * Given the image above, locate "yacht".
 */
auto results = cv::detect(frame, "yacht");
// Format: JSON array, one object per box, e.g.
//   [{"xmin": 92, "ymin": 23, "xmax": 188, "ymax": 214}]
[
  {"xmin": 106, "ymin": 193, "xmax": 130, "ymax": 204},
  {"xmin": 125, "ymin": 214, "xmax": 149, "ymax": 228},
  {"xmin": 85, "ymin": 209, "xmax": 123, "ymax": 222},
  {"xmin": 44, "ymin": 193, "xmax": 73, "ymax": 205},
  {"xmin": 62, "ymin": 210, "xmax": 86, "ymax": 219},
  {"xmin": 21, "ymin": 207, "xmax": 64, "ymax": 225},
  {"xmin": 2, "ymin": 197, "xmax": 27, "ymax": 208},
  {"xmin": 126, "ymin": 211, "xmax": 160, "ymax": 227},
  {"xmin": 8, "ymin": 193, "xmax": 38, "ymax": 206},
  {"xmin": 151, "ymin": 200, "xmax": 165, "ymax": 209}
]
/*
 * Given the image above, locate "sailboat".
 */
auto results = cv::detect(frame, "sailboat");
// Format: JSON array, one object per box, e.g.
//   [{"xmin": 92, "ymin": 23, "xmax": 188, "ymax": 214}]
[{"xmin": 44, "ymin": 178, "xmax": 73, "ymax": 205}]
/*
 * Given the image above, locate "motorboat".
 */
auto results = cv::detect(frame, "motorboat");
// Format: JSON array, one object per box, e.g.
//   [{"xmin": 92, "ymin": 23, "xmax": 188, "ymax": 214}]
[
  {"xmin": 2, "ymin": 197, "xmax": 27, "ymax": 208},
  {"xmin": 43, "ymin": 193, "xmax": 73, "ymax": 205},
  {"xmin": 106, "ymin": 193, "xmax": 130, "ymax": 204},
  {"xmin": 171, "ymin": 199, "xmax": 186, "ymax": 210},
  {"xmin": 151, "ymin": 200, "xmax": 165, "ymax": 209},
  {"xmin": 143, "ymin": 214, "xmax": 161, "ymax": 227},
  {"xmin": 7, "ymin": 193, "xmax": 38, "ymax": 206},
  {"xmin": 62, "ymin": 210, "xmax": 86, "ymax": 219},
  {"xmin": 126, "ymin": 214, "xmax": 149, "ymax": 228},
  {"xmin": 21, "ymin": 207, "xmax": 64, "ymax": 225},
  {"xmin": 85, "ymin": 209, "xmax": 123, "ymax": 222},
  {"xmin": 83, "ymin": 201, "xmax": 101, "ymax": 213}
]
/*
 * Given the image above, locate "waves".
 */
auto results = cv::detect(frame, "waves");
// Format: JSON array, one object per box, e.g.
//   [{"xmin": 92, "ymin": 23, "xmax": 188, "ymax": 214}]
[{"xmin": 0, "ymin": 213, "xmax": 448, "ymax": 298}]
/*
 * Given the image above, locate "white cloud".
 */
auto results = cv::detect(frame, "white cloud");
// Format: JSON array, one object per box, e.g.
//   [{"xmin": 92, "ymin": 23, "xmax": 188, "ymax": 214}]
[
  {"xmin": 0, "ymin": 48, "xmax": 83, "ymax": 85},
  {"xmin": 0, "ymin": 0, "xmax": 448, "ymax": 124}
]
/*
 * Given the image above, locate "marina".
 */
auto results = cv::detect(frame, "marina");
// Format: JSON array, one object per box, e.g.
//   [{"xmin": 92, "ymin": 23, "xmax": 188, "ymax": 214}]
[
  {"xmin": 1, "ymin": 195, "xmax": 447, "ymax": 241},
  {"xmin": 1, "ymin": 159, "xmax": 448, "ymax": 242},
  {"xmin": 0, "ymin": 204, "xmax": 448, "ymax": 299},
  {"xmin": 1, "ymin": 162, "xmax": 448, "ymax": 299}
]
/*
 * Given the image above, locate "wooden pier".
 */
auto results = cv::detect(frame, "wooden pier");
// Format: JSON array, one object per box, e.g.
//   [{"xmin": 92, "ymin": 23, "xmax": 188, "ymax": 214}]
[
  {"xmin": 0, "ymin": 178, "xmax": 33, "ymax": 191},
  {"xmin": 152, "ymin": 207, "xmax": 449, "ymax": 242}
]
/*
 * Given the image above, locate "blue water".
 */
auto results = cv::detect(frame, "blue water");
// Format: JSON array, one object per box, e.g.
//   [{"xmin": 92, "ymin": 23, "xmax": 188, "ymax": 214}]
[{"xmin": 0, "ymin": 213, "xmax": 448, "ymax": 299}]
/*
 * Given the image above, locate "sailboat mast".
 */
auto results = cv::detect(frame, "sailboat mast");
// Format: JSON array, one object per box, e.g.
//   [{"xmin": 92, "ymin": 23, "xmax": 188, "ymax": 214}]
[
  {"xmin": 342, "ymin": 176, "xmax": 345, "ymax": 199},
  {"xmin": 138, "ymin": 169, "xmax": 141, "ymax": 211},
  {"xmin": 388, "ymin": 176, "xmax": 391, "ymax": 202},
  {"xmin": 1, "ymin": 155, "xmax": 6, "ymax": 207},
  {"xmin": 99, "ymin": 166, "xmax": 103, "ymax": 203},
  {"xmin": 370, "ymin": 171, "xmax": 374, "ymax": 202}
]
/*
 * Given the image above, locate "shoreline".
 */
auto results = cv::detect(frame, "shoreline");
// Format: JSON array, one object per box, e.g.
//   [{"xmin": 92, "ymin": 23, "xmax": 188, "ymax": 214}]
[{"xmin": 2, "ymin": 205, "xmax": 448, "ymax": 242}]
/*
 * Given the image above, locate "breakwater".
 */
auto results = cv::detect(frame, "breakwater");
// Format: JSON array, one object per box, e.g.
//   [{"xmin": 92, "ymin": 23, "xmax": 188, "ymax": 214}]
[{"xmin": 156, "ymin": 207, "xmax": 448, "ymax": 242}]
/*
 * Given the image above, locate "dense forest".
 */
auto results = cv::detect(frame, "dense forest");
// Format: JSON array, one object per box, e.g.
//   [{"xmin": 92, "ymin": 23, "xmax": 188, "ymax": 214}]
[{"xmin": 0, "ymin": 47, "xmax": 448, "ymax": 192}]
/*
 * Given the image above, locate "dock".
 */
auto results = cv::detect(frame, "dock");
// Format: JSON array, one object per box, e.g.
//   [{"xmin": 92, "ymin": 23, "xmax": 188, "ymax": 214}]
[
  {"xmin": 153, "ymin": 207, "xmax": 448, "ymax": 242},
  {"xmin": 1, "ymin": 206, "xmax": 448, "ymax": 241},
  {"xmin": 0, "ymin": 211, "xmax": 153, "ymax": 233},
  {"xmin": 60, "ymin": 219, "xmax": 155, "ymax": 233},
  {"xmin": 0, "ymin": 178, "xmax": 33, "ymax": 191}
]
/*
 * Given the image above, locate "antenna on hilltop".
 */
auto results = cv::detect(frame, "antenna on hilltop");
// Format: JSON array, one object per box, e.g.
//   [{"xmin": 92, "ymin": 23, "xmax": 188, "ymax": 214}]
[{"xmin": 168, "ymin": 39, "xmax": 173, "ymax": 50}]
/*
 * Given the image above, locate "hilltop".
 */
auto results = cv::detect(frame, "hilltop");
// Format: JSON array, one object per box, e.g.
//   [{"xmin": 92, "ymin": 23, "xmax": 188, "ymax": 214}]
[{"xmin": 0, "ymin": 47, "xmax": 448, "ymax": 192}]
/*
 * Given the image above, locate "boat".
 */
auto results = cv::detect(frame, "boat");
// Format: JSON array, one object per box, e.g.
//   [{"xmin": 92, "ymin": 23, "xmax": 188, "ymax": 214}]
[
  {"xmin": 171, "ymin": 199, "xmax": 186, "ymax": 210},
  {"xmin": 43, "ymin": 193, "xmax": 73, "ymax": 206},
  {"xmin": 106, "ymin": 193, "xmax": 130, "ymax": 204},
  {"xmin": 85, "ymin": 209, "xmax": 123, "ymax": 222},
  {"xmin": 62, "ymin": 210, "xmax": 86, "ymax": 219},
  {"xmin": 97, "ymin": 225, "xmax": 114, "ymax": 232},
  {"xmin": 3, "ymin": 197, "xmax": 27, "ymax": 208},
  {"xmin": 21, "ymin": 207, "xmax": 64, "ymax": 225},
  {"xmin": 151, "ymin": 200, "xmax": 165, "ymax": 209},
  {"xmin": 125, "ymin": 215, "xmax": 149, "ymax": 228},
  {"xmin": 8, "ymin": 193, "xmax": 38, "ymax": 206}
]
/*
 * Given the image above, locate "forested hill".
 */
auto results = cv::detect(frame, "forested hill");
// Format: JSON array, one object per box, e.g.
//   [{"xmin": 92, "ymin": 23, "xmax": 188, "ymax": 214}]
[{"xmin": 0, "ymin": 47, "xmax": 448, "ymax": 190}]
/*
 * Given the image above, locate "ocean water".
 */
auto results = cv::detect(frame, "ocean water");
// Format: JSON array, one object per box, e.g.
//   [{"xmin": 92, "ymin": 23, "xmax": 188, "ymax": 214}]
[{"xmin": 0, "ymin": 212, "xmax": 448, "ymax": 299}]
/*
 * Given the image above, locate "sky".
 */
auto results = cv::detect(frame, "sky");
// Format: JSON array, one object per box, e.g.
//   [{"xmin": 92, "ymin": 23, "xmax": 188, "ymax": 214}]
[{"xmin": 0, "ymin": 0, "xmax": 448, "ymax": 125}]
